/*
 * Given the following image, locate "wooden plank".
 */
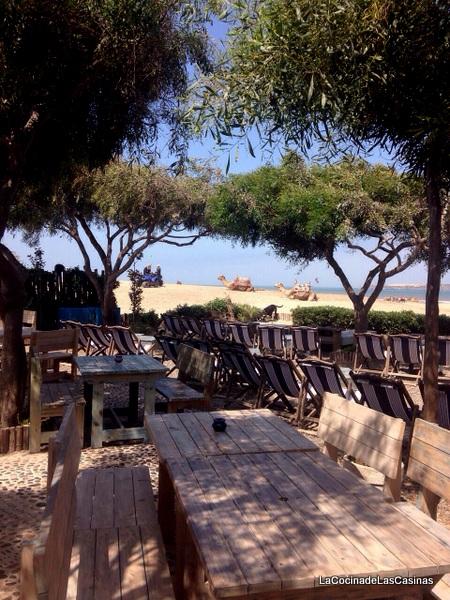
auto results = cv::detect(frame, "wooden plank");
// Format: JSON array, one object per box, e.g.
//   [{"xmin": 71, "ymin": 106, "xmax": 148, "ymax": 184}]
[
  {"xmin": 408, "ymin": 435, "xmax": 450, "ymax": 500},
  {"xmin": 412, "ymin": 418, "xmax": 450, "ymax": 453},
  {"xmin": 167, "ymin": 458, "xmax": 248, "ymax": 596},
  {"xmin": 132, "ymin": 466, "xmax": 157, "ymax": 526},
  {"xmin": 269, "ymin": 452, "xmax": 408, "ymax": 578},
  {"xmin": 93, "ymin": 528, "xmax": 121, "ymax": 600},
  {"xmin": 74, "ymin": 469, "xmax": 96, "ymax": 530},
  {"xmin": 160, "ymin": 414, "xmax": 200, "ymax": 457},
  {"xmin": 91, "ymin": 469, "xmax": 114, "ymax": 529},
  {"xmin": 118, "ymin": 526, "xmax": 149, "ymax": 599},
  {"xmin": 226, "ymin": 453, "xmax": 346, "ymax": 585},
  {"xmin": 394, "ymin": 502, "xmax": 450, "ymax": 549},
  {"xmin": 91, "ymin": 382, "xmax": 104, "ymax": 449},
  {"xmin": 66, "ymin": 528, "xmax": 95, "ymax": 600},
  {"xmin": 194, "ymin": 411, "xmax": 243, "ymax": 455},
  {"xmin": 114, "ymin": 468, "xmax": 137, "ymax": 527},
  {"xmin": 188, "ymin": 455, "xmax": 282, "ymax": 594},
  {"xmin": 209, "ymin": 454, "xmax": 315, "ymax": 590},
  {"xmin": 145, "ymin": 414, "xmax": 182, "ymax": 460},
  {"xmin": 256, "ymin": 411, "xmax": 318, "ymax": 452},
  {"xmin": 155, "ymin": 377, "xmax": 203, "ymax": 400},
  {"xmin": 171, "ymin": 412, "xmax": 219, "ymax": 456},
  {"xmin": 432, "ymin": 574, "xmax": 450, "ymax": 600},
  {"xmin": 305, "ymin": 451, "xmax": 450, "ymax": 575},
  {"xmin": 140, "ymin": 524, "xmax": 175, "ymax": 600},
  {"xmin": 210, "ymin": 410, "xmax": 263, "ymax": 454}
]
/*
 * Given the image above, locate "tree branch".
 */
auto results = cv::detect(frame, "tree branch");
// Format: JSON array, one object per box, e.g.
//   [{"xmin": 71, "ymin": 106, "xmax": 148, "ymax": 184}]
[
  {"xmin": 325, "ymin": 244, "xmax": 357, "ymax": 302},
  {"xmin": 76, "ymin": 215, "xmax": 108, "ymax": 265}
]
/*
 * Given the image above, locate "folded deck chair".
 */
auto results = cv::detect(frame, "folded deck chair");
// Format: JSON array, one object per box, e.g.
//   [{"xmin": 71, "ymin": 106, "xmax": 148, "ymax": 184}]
[
  {"xmin": 179, "ymin": 316, "xmax": 204, "ymax": 339},
  {"xmin": 387, "ymin": 334, "xmax": 423, "ymax": 377},
  {"xmin": 257, "ymin": 325, "xmax": 286, "ymax": 357},
  {"xmin": 290, "ymin": 326, "xmax": 320, "ymax": 359},
  {"xmin": 161, "ymin": 314, "xmax": 185, "ymax": 337},
  {"xmin": 108, "ymin": 325, "xmax": 146, "ymax": 355},
  {"xmin": 438, "ymin": 336, "xmax": 450, "ymax": 373},
  {"xmin": 83, "ymin": 324, "xmax": 112, "ymax": 356},
  {"xmin": 202, "ymin": 318, "xmax": 229, "ymax": 342},
  {"xmin": 255, "ymin": 355, "xmax": 303, "ymax": 414},
  {"xmin": 154, "ymin": 335, "xmax": 180, "ymax": 375},
  {"xmin": 353, "ymin": 332, "xmax": 388, "ymax": 373},
  {"xmin": 228, "ymin": 322, "xmax": 256, "ymax": 348},
  {"xmin": 184, "ymin": 338, "xmax": 212, "ymax": 354},
  {"xmin": 418, "ymin": 378, "xmax": 450, "ymax": 430},
  {"xmin": 296, "ymin": 358, "xmax": 352, "ymax": 424},
  {"xmin": 217, "ymin": 342, "xmax": 261, "ymax": 403},
  {"xmin": 350, "ymin": 370, "xmax": 418, "ymax": 425}
]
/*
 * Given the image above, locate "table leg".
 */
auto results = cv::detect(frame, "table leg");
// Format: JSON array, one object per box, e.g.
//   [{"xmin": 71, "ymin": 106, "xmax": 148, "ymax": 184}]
[
  {"xmin": 128, "ymin": 381, "xmax": 139, "ymax": 426},
  {"xmin": 91, "ymin": 382, "xmax": 104, "ymax": 449},
  {"xmin": 174, "ymin": 498, "xmax": 187, "ymax": 600},
  {"xmin": 83, "ymin": 382, "xmax": 93, "ymax": 448},
  {"xmin": 158, "ymin": 462, "xmax": 175, "ymax": 547},
  {"xmin": 144, "ymin": 381, "xmax": 156, "ymax": 415}
]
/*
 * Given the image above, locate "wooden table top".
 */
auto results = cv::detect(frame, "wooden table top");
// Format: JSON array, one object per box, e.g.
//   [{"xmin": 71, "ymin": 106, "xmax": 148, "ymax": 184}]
[
  {"xmin": 167, "ymin": 450, "xmax": 450, "ymax": 599},
  {"xmin": 146, "ymin": 409, "xmax": 318, "ymax": 460},
  {"xmin": 74, "ymin": 354, "xmax": 167, "ymax": 378}
]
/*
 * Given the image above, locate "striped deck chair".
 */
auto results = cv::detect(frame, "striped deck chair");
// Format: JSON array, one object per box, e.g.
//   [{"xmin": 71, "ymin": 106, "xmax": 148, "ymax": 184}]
[
  {"xmin": 350, "ymin": 371, "xmax": 418, "ymax": 425},
  {"xmin": 418, "ymin": 378, "xmax": 450, "ymax": 430},
  {"xmin": 297, "ymin": 358, "xmax": 352, "ymax": 424},
  {"xmin": 255, "ymin": 355, "xmax": 303, "ymax": 413},
  {"xmin": 228, "ymin": 322, "xmax": 256, "ymax": 348},
  {"xmin": 290, "ymin": 326, "xmax": 320, "ymax": 359},
  {"xmin": 387, "ymin": 334, "xmax": 423, "ymax": 376},
  {"xmin": 161, "ymin": 314, "xmax": 185, "ymax": 337},
  {"xmin": 60, "ymin": 320, "xmax": 90, "ymax": 354},
  {"xmin": 353, "ymin": 332, "xmax": 387, "ymax": 373},
  {"xmin": 438, "ymin": 337, "xmax": 450, "ymax": 372},
  {"xmin": 180, "ymin": 316, "xmax": 204, "ymax": 339},
  {"xmin": 83, "ymin": 324, "xmax": 111, "ymax": 356},
  {"xmin": 202, "ymin": 318, "xmax": 229, "ymax": 342},
  {"xmin": 184, "ymin": 338, "xmax": 212, "ymax": 354},
  {"xmin": 108, "ymin": 325, "xmax": 148, "ymax": 355},
  {"xmin": 154, "ymin": 335, "xmax": 180, "ymax": 374},
  {"xmin": 217, "ymin": 343, "xmax": 261, "ymax": 403},
  {"xmin": 257, "ymin": 325, "xmax": 286, "ymax": 357}
]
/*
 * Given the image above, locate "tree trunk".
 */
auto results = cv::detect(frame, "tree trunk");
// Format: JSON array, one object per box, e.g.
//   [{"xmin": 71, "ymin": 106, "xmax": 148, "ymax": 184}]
[
  {"xmin": 102, "ymin": 281, "xmax": 117, "ymax": 325},
  {"xmin": 421, "ymin": 171, "xmax": 441, "ymax": 423},
  {"xmin": 353, "ymin": 299, "xmax": 369, "ymax": 333},
  {"xmin": 0, "ymin": 245, "xmax": 28, "ymax": 426}
]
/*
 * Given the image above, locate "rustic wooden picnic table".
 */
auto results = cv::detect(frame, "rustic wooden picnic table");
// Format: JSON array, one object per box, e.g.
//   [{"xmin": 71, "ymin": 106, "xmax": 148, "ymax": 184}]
[
  {"xmin": 75, "ymin": 355, "xmax": 167, "ymax": 448},
  {"xmin": 164, "ymin": 449, "xmax": 450, "ymax": 600}
]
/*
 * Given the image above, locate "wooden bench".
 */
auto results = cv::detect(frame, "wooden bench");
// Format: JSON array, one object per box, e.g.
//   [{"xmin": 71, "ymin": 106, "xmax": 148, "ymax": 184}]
[
  {"xmin": 393, "ymin": 419, "xmax": 450, "ymax": 600},
  {"xmin": 154, "ymin": 343, "xmax": 215, "ymax": 412},
  {"xmin": 21, "ymin": 404, "xmax": 175, "ymax": 599},
  {"xmin": 318, "ymin": 392, "xmax": 405, "ymax": 501}
]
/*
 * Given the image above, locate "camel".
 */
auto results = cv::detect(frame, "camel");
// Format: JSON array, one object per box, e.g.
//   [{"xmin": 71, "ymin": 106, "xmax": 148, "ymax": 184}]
[
  {"xmin": 218, "ymin": 275, "xmax": 255, "ymax": 292},
  {"xmin": 275, "ymin": 282, "xmax": 315, "ymax": 301}
]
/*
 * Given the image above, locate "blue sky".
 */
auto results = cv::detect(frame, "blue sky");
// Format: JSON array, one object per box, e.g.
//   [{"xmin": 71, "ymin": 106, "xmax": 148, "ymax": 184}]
[{"xmin": 3, "ymin": 18, "xmax": 442, "ymax": 290}]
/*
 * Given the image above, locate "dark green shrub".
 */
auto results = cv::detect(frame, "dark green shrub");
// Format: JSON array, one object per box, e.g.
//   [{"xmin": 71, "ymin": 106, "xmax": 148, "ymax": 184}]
[
  {"xmin": 291, "ymin": 306, "xmax": 355, "ymax": 329},
  {"xmin": 234, "ymin": 303, "xmax": 263, "ymax": 321},
  {"xmin": 204, "ymin": 298, "xmax": 229, "ymax": 316},
  {"xmin": 166, "ymin": 303, "xmax": 210, "ymax": 319},
  {"xmin": 128, "ymin": 309, "xmax": 160, "ymax": 334},
  {"xmin": 291, "ymin": 305, "xmax": 450, "ymax": 335}
]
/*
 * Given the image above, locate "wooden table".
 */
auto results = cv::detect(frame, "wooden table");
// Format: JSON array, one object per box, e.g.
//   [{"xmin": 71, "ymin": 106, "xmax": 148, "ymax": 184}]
[
  {"xmin": 75, "ymin": 355, "xmax": 167, "ymax": 448},
  {"xmin": 165, "ymin": 450, "xmax": 450, "ymax": 600},
  {"xmin": 146, "ymin": 409, "xmax": 318, "ymax": 460}
]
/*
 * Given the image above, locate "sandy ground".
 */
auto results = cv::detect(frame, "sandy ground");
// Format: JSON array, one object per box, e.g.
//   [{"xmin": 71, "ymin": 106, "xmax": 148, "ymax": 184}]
[{"xmin": 116, "ymin": 281, "xmax": 450, "ymax": 317}]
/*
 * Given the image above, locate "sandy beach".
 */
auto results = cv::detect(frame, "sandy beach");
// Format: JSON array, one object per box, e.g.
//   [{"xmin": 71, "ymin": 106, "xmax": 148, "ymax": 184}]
[{"xmin": 115, "ymin": 281, "xmax": 450, "ymax": 318}]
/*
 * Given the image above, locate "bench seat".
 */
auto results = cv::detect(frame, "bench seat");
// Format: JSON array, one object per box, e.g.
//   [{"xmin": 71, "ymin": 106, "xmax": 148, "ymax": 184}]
[
  {"xmin": 155, "ymin": 377, "xmax": 208, "ymax": 412},
  {"xmin": 68, "ymin": 466, "xmax": 174, "ymax": 600}
]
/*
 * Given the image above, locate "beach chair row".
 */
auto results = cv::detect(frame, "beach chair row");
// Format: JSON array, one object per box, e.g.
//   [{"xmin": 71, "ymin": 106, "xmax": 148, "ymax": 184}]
[{"xmin": 60, "ymin": 320, "xmax": 148, "ymax": 356}]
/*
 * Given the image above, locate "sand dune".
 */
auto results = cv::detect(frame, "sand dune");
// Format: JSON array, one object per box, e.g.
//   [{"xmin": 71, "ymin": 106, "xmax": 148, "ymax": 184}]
[{"xmin": 116, "ymin": 281, "xmax": 449, "ymax": 319}]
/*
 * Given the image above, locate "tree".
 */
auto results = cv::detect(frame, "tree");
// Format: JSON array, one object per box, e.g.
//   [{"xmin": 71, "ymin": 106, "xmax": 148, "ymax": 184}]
[
  {"xmin": 208, "ymin": 156, "xmax": 428, "ymax": 330},
  {"xmin": 0, "ymin": 0, "xmax": 211, "ymax": 426},
  {"xmin": 40, "ymin": 161, "xmax": 211, "ymax": 324},
  {"xmin": 191, "ymin": 0, "xmax": 449, "ymax": 424}
]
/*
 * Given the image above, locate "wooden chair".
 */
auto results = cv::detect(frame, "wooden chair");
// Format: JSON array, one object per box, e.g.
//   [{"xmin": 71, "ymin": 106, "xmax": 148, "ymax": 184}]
[
  {"xmin": 217, "ymin": 342, "xmax": 262, "ymax": 403},
  {"xmin": 154, "ymin": 344, "xmax": 215, "ymax": 412},
  {"xmin": 21, "ymin": 404, "xmax": 175, "ymax": 599},
  {"xmin": 30, "ymin": 328, "xmax": 79, "ymax": 380},
  {"xmin": 387, "ymin": 333, "xmax": 423, "ymax": 379},
  {"xmin": 29, "ymin": 356, "xmax": 85, "ymax": 453},
  {"xmin": 257, "ymin": 325, "xmax": 286, "ymax": 357},
  {"xmin": 393, "ymin": 419, "xmax": 450, "ymax": 599},
  {"xmin": 60, "ymin": 319, "xmax": 90, "ymax": 354},
  {"xmin": 202, "ymin": 318, "xmax": 229, "ymax": 342},
  {"xmin": 255, "ymin": 354, "xmax": 303, "ymax": 414},
  {"xmin": 161, "ymin": 313, "xmax": 185, "ymax": 337},
  {"xmin": 318, "ymin": 392, "xmax": 405, "ymax": 501},
  {"xmin": 108, "ymin": 324, "xmax": 147, "ymax": 355},
  {"xmin": 228, "ymin": 322, "xmax": 256, "ymax": 348},
  {"xmin": 83, "ymin": 323, "xmax": 111, "ymax": 355},
  {"xmin": 154, "ymin": 334, "xmax": 181, "ymax": 375}
]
